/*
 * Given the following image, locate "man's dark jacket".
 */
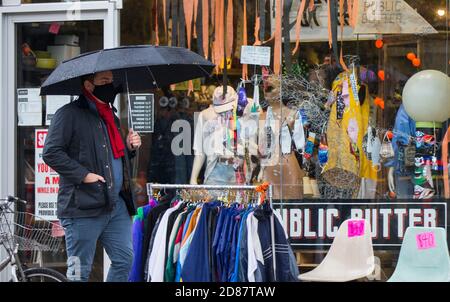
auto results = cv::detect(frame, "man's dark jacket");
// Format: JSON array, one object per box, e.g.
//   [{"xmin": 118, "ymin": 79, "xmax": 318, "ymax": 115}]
[{"xmin": 43, "ymin": 94, "xmax": 137, "ymax": 218}]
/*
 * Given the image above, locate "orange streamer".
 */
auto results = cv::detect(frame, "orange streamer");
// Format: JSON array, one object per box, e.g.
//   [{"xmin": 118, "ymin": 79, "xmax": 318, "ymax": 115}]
[
  {"xmin": 273, "ymin": 0, "xmax": 282, "ymax": 75},
  {"xmin": 292, "ymin": 0, "xmax": 307, "ymax": 55},
  {"xmin": 202, "ymin": 0, "xmax": 209, "ymax": 59},
  {"xmin": 242, "ymin": 0, "xmax": 248, "ymax": 80},
  {"xmin": 155, "ymin": 0, "xmax": 160, "ymax": 45},
  {"xmin": 183, "ymin": 0, "xmax": 194, "ymax": 49},
  {"xmin": 256, "ymin": 182, "xmax": 270, "ymax": 205}
]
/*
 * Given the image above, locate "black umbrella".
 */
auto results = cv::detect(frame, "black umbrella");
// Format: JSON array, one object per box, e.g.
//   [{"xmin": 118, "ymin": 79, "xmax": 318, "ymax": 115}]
[{"xmin": 40, "ymin": 45, "xmax": 215, "ymax": 95}]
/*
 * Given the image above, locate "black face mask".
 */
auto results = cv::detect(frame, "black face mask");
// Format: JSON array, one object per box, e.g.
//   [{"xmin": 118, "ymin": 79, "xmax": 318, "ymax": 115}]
[{"xmin": 92, "ymin": 83, "xmax": 119, "ymax": 104}]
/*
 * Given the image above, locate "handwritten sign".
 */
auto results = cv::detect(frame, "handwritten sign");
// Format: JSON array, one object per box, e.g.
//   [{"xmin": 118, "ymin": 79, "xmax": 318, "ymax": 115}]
[
  {"xmin": 354, "ymin": 0, "xmax": 438, "ymax": 35},
  {"xmin": 416, "ymin": 232, "xmax": 436, "ymax": 250},
  {"xmin": 240, "ymin": 46, "xmax": 271, "ymax": 66},
  {"xmin": 348, "ymin": 220, "xmax": 365, "ymax": 237}
]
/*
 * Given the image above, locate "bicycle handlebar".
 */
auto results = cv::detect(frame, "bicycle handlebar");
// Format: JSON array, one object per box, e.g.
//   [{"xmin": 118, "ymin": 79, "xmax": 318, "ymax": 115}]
[{"xmin": 3, "ymin": 196, "xmax": 27, "ymax": 204}]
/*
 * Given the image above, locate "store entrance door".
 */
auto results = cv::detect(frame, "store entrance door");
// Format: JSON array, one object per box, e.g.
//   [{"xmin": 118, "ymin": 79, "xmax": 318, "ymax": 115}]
[{"xmin": 0, "ymin": 1, "xmax": 120, "ymax": 282}]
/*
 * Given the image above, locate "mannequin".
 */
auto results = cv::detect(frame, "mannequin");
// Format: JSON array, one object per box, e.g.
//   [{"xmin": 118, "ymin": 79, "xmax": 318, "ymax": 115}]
[
  {"xmin": 190, "ymin": 86, "xmax": 259, "ymax": 185},
  {"xmin": 259, "ymin": 75, "xmax": 304, "ymax": 200}
]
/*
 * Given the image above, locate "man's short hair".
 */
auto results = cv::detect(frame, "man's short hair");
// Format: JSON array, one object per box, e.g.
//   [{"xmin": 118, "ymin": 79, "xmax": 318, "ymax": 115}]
[{"xmin": 81, "ymin": 74, "xmax": 95, "ymax": 84}]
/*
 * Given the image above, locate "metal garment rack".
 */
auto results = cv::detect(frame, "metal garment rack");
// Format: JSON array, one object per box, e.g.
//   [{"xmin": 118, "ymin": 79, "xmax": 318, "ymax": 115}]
[
  {"xmin": 146, "ymin": 183, "xmax": 273, "ymax": 206},
  {"xmin": 146, "ymin": 183, "xmax": 278, "ymax": 280}
]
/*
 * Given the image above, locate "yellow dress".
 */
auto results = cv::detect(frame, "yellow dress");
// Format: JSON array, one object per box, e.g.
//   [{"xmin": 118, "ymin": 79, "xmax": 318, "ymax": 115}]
[{"xmin": 322, "ymin": 71, "xmax": 363, "ymax": 190}]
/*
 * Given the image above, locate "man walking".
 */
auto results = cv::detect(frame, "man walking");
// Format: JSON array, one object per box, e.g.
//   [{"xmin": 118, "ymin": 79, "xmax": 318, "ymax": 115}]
[{"xmin": 43, "ymin": 70, "xmax": 142, "ymax": 282}]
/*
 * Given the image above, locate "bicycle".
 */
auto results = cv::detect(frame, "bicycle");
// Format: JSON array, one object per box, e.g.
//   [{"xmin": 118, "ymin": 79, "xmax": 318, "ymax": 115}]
[{"xmin": 0, "ymin": 196, "xmax": 67, "ymax": 282}]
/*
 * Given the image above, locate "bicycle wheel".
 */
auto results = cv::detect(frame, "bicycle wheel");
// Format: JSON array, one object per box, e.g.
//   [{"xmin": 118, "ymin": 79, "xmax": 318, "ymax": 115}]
[{"xmin": 22, "ymin": 267, "xmax": 68, "ymax": 282}]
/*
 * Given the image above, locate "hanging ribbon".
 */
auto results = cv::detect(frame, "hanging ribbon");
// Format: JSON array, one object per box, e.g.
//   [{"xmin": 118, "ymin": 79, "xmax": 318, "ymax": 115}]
[
  {"xmin": 163, "ymin": 0, "xmax": 167, "ymax": 38},
  {"xmin": 254, "ymin": 0, "xmax": 261, "ymax": 46},
  {"xmin": 193, "ymin": 0, "xmax": 199, "ymax": 38},
  {"xmin": 202, "ymin": 0, "xmax": 209, "ymax": 59},
  {"xmin": 183, "ymin": 0, "xmax": 195, "ymax": 94},
  {"xmin": 338, "ymin": 0, "xmax": 348, "ymax": 72},
  {"xmin": 273, "ymin": 0, "xmax": 282, "ymax": 75},
  {"xmin": 226, "ymin": 0, "xmax": 234, "ymax": 61},
  {"xmin": 242, "ymin": 0, "xmax": 248, "ymax": 80},
  {"xmin": 183, "ymin": 0, "xmax": 194, "ymax": 49},
  {"xmin": 154, "ymin": 0, "xmax": 160, "ymax": 45},
  {"xmin": 327, "ymin": 0, "xmax": 332, "ymax": 49},
  {"xmin": 213, "ymin": 0, "xmax": 224, "ymax": 73},
  {"xmin": 309, "ymin": 0, "xmax": 314, "ymax": 11},
  {"xmin": 292, "ymin": 0, "xmax": 307, "ymax": 55},
  {"xmin": 443, "ymin": 126, "xmax": 449, "ymax": 198},
  {"xmin": 256, "ymin": 182, "xmax": 270, "ymax": 205}
]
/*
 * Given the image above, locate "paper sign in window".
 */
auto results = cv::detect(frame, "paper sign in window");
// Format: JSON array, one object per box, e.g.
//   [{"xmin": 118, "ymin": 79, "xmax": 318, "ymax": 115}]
[
  {"xmin": 416, "ymin": 232, "xmax": 436, "ymax": 250},
  {"xmin": 348, "ymin": 220, "xmax": 365, "ymax": 237}
]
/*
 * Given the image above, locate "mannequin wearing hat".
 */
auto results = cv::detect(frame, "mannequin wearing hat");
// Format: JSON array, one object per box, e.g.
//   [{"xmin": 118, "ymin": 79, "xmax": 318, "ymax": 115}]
[
  {"xmin": 190, "ymin": 85, "xmax": 259, "ymax": 185},
  {"xmin": 259, "ymin": 75, "xmax": 305, "ymax": 200}
]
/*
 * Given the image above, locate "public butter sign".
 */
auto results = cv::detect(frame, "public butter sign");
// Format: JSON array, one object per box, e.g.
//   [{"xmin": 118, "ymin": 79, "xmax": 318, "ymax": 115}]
[{"xmin": 354, "ymin": 0, "xmax": 438, "ymax": 34}]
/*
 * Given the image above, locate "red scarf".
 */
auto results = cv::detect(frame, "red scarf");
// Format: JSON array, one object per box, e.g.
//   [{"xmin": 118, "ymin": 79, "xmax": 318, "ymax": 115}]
[{"xmin": 83, "ymin": 87, "xmax": 125, "ymax": 159}]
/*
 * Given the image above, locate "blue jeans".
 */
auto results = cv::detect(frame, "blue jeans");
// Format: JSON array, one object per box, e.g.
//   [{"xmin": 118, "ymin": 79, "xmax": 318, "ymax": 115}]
[
  {"xmin": 205, "ymin": 162, "xmax": 236, "ymax": 185},
  {"xmin": 60, "ymin": 198, "xmax": 133, "ymax": 282}
]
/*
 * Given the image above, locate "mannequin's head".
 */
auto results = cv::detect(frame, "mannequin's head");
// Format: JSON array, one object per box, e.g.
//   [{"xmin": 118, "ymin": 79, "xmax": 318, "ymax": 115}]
[{"xmin": 212, "ymin": 85, "xmax": 238, "ymax": 114}]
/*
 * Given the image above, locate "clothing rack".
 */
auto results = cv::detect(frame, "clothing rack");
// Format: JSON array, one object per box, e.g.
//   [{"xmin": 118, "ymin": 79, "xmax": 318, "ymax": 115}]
[
  {"xmin": 145, "ymin": 182, "xmax": 278, "ymax": 280},
  {"xmin": 146, "ymin": 183, "xmax": 273, "ymax": 206}
]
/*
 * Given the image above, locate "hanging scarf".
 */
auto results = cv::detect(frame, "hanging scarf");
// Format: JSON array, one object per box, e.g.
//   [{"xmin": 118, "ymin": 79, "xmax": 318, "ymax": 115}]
[{"xmin": 83, "ymin": 87, "xmax": 125, "ymax": 159}]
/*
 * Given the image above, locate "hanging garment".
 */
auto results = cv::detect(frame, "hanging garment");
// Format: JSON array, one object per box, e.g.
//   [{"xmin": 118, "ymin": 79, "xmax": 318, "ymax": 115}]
[
  {"xmin": 246, "ymin": 211, "xmax": 264, "ymax": 282},
  {"xmin": 322, "ymin": 71, "xmax": 362, "ymax": 191},
  {"xmin": 281, "ymin": 123, "xmax": 293, "ymax": 155},
  {"xmin": 252, "ymin": 205, "xmax": 299, "ymax": 282},
  {"xmin": 175, "ymin": 206, "xmax": 202, "ymax": 281},
  {"xmin": 357, "ymin": 85, "xmax": 379, "ymax": 199},
  {"xmin": 292, "ymin": 110, "xmax": 306, "ymax": 151},
  {"xmin": 147, "ymin": 202, "xmax": 183, "ymax": 282},
  {"xmin": 141, "ymin": 196, "xmax": 172, "ymax": 279},
  {"xmin": 164, "ymin": 210, "xmax": 187, "ymax": 282},
  {"xmin": 181, "ymin": 202, "xmax": 220, "ymax": 282},
  {"xmin": 128, "ymin": 204, "xmax": 152, "ymax": 282}
]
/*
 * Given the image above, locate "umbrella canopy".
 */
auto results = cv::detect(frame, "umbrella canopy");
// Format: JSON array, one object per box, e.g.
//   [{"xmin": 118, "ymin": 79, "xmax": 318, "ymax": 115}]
[{"xmin": 40, "ymin": 45, "xmax": 215, "ymax": 96}]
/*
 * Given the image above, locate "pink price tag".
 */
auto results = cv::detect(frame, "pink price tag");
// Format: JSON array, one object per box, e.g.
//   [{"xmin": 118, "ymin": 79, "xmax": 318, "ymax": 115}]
[
  {"xmin": 49, "ymin": 22, "xmax": 61, "ymax": 35},
  {"xmin": 416, "ymin": 232, "xmax": 436, "ymax": 250},
  {"xmin": 348, "ymin": 220, "xmax": 365, "ymax": 238}
]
